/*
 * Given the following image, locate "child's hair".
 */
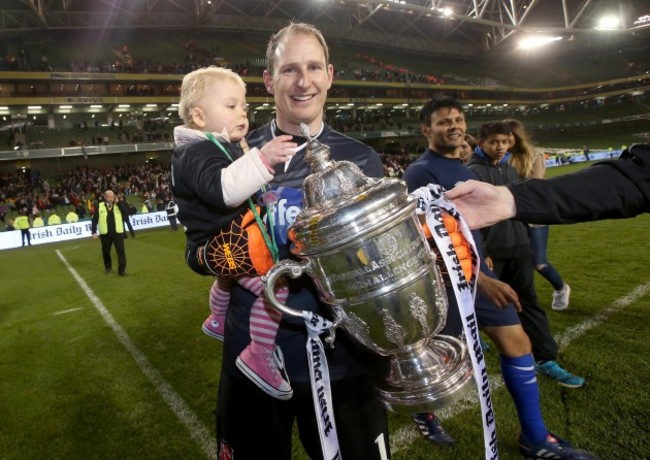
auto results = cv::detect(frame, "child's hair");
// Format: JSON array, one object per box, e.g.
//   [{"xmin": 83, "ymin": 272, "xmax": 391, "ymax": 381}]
[
  {"xmin": 477, "ymin": 121, "xmax": 512, "ymax": 140},
  {"xmin": 464, "ymin": 133, "xmax": 478, "ymax": 150},
  {"xmin": 504, "ymin": 118, "xmax": 537, "ymax": 179},
  {"xmin": 265, "ymin": 22, "xmax": 329, "ymax": 76},
  {"xmin": 419, "ymin": 96, "xmax": 464, "ymax": 125},
  {"xmin": 177, "ymin": 66, "xmax": 246, "ymax": 127}
]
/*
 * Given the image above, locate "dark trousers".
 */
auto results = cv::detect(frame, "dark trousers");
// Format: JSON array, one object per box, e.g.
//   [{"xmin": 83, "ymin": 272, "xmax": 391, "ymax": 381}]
[
  {"xmin": 216, "ymin": 373, "xmax": 391, "ymax": 460},
  {"xmin": 492, "ymin": 255, "xmax": 558, "ymax": 362},
  {"xmin": 100, "ymin": 233, "xmax": 126, "ymax": 274},
  {"xmin": 20, "ymin": 229, "xmax": 31, "ymax": 246}
]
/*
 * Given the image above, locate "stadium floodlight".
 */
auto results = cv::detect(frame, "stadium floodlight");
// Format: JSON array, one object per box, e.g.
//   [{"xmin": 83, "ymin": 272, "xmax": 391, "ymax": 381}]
[
  {"xmin": 118, "ymin": 104, "xmax": 130, "ymax": 108},
  {"xmin": 596, "ymin": 15, "xmax": 621, "ymax": 30},
  {"xmin": 441, "ymin": 7, "xmax": 453, "ymax": 18},
  {"xmin": 59, "ymin": 105, "xmax": 73, "ymax": 109},
  {"xmin": 28, "ymin": 105, "xmax": 42, "ymax": 110},
  {"xmin": 518, "ymin": 35, "xmax": 563, "ymax": 49}
]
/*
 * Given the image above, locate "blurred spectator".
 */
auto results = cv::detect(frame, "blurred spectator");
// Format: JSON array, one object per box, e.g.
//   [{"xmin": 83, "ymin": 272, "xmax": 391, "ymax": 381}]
[
  {"xmin": 14, "ymin": 209, "xmax": 31, "ymax": 246},
  {"xmin": 66, "ymin": 209, "xmax": 79, "ymax": 223},
  {"xmin": 32, "ymin": 213, "xmax": 45, "ymax": 228},
  {"xmin": 47, "ymin": 210, "xmax": 62, "ymax": 226}
]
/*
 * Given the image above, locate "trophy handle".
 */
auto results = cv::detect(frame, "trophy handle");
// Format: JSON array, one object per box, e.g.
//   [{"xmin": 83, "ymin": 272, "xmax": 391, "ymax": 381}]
[{"xmin": 263, "ymin": 259, "xmax": 312, "ymax": 317}]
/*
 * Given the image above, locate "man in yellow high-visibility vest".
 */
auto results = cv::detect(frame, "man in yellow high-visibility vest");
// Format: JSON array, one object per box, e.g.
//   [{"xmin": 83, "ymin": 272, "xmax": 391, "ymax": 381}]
[
  {"xmin": 91, "ymin": 190, "xmax": 135, "ymax": 276},
  {"xmin": 14, "ymin": 209, "xmax": 31, "ymax": 246}
]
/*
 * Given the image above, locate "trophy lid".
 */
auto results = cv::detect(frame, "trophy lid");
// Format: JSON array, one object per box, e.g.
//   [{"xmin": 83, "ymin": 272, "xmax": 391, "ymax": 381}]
[{"xmin": 288, "ymin": 124, "xmax": 415, "ymax": 255}]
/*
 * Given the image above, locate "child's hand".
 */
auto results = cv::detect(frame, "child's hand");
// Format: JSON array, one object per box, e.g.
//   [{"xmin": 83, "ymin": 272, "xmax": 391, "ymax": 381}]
[{"xmin": 259, "ymin": 135, "xmax": 297, "ymax": 167}]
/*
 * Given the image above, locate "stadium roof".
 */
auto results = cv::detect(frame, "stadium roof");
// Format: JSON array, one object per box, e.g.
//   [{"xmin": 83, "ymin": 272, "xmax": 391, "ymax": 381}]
[{"xmin": 1, "ymin": 0, "xmax": 649, "ymax": 56}]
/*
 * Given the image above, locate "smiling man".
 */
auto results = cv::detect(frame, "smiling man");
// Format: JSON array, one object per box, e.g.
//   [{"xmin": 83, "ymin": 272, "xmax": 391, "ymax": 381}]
[{"xmin": 215, "ymin": 22, "xmax": 388, "ymax": 460}]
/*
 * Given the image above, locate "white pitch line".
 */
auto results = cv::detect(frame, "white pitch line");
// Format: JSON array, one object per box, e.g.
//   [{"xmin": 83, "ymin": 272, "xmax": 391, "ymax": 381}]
[
  {"xmin": 56, "ymin": 250, "xmax": 216, "ymax": 459},
  {"xmin": 53, "ymin": 307, "xmax": 84, "ymax": 316},
  {"xmin": 391, "ymin": 281, "xmax": 650, "ymax": 454}
]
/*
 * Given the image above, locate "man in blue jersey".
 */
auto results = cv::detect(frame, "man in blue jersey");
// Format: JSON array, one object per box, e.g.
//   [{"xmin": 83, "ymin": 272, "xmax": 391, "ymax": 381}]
[
  {"xmin": 215, "ymin": 23, "xmax": 390, "ymax": 460},
  {"xmin": 403, "ymin": 97, "xmax": 595, "ymax": 460}
]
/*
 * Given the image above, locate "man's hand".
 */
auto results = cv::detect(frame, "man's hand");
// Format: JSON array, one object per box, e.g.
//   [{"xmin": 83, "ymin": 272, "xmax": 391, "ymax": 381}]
[
  {"xmin": 444, "ymin": 180, "xmax": 517, "ymax": 229},
  {"xmin": 478, "ymin": 271, "xmax": 522, "ymax": 312},
  {"xmin": 92, "ymin": 234, "xmax": 98, "ymax": 240}
]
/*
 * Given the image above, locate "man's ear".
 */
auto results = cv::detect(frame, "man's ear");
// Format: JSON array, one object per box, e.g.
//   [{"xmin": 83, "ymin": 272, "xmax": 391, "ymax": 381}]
[
  {"xmin": 263, "ymin": 70, "xmax": 275, "ymax": 95},
  {"xmin": 421, "ymin": 124, "xmax": 431, "ymax": 137}
]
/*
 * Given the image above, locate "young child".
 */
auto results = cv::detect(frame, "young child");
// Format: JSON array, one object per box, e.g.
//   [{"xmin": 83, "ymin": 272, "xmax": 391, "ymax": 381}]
[
  {"xmin": 171, "ymin": 66, "xmax": 297, "ymax": 400},
  {"xmin": 467, "ymin": 121, "xmax": 585, "ymax": 388}
]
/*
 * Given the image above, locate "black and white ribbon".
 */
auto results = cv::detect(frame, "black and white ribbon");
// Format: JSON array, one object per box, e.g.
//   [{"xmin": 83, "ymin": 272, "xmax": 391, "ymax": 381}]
[
  {"xmin": 411, "ymin": 184, "xmax": 499, "ymax": 460},
  {"xmin": 303, "ymin": 311, "xmax": 342, "ymax": 460}
]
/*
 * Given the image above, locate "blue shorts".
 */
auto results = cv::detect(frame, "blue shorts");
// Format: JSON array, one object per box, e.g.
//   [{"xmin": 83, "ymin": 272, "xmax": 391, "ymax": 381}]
[{"xmin": 440, "ymin": 284, "xmax": 521, "ymax": 337}]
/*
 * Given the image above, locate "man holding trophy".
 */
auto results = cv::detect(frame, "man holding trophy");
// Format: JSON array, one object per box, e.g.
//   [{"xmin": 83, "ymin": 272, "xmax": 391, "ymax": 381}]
[
  {"xmin": 215, "ymin": 23, "xmax": 391, "ymax": 460},
  {"xmin": 213, "ymin": 19, "xmax": 597, "ymax": 460}
]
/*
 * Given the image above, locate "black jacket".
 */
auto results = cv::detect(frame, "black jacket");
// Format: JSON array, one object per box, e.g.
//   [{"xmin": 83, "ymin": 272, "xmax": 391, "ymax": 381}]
[
  {"xmin": 170, "ymin": 139, "xmax": 248, "ymax": 245},
  {"xmin": 510, "ymin": 143, "xmax": 650, "ymax": 224}
]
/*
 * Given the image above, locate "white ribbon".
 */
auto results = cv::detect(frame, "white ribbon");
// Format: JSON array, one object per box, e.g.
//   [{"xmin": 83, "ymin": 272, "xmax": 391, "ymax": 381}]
[
  {"xmin": 412, "ymin": 184, "xmax": 499, "ymax": 460},
  {"xmin": 303, "ymin": 311, "xmax": 342, "ymax": 460}
]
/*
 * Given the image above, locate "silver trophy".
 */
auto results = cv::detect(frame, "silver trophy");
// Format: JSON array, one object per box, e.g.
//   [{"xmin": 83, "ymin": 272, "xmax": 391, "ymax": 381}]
[{"xmin": 263, "ymin": 125, "xmax": 473, "ymax": 412}]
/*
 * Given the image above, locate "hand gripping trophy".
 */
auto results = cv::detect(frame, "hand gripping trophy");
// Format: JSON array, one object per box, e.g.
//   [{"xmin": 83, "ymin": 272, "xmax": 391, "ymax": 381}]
[{"xmin": 264, "ymin": 125, "xmax": 474, "ymax": 413}]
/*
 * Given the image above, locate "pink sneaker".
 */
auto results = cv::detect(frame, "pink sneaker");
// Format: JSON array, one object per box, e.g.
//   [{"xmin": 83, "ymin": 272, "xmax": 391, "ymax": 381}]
[
  {"xmin": 236, "ymin": 345, "xmax": 293, "ymax": 400},
  {"xmin": 202, "ymin": 314, "xmax": 224, "ymax": 341}
]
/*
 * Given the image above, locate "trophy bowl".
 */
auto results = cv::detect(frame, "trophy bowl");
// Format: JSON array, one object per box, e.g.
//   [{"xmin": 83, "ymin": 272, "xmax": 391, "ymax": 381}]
[{"xmin": 263, "ymin": 127, "xmax": 474, "ymax": 413}]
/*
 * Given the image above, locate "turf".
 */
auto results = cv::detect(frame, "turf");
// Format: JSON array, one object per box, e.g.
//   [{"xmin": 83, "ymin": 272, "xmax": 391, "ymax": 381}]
[{"xmin": 1, "ymin": 164, "xmax": 649, "ymax": 459}]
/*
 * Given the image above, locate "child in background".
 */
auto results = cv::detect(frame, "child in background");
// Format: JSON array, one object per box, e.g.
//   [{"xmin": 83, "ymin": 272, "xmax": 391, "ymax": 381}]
[
  {"xmin": 505, "ymin": 118, "xmax": 571, "ymax": 310},
  {"xmin": 171, "ymin": 66, "xmax": 297, "ymax": 400},
  {"xmin": 457, "ymin": 133, "xmax": 477, "ymax": 164},
  {"xmin": 467, "ymin": 121, "xmax": 585, "ymax": 388}
]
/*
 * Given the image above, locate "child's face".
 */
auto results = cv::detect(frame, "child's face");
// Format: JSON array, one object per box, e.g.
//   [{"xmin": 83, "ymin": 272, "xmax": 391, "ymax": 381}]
[
  {"xmin": 191, "ymin": 78, "xmax": 249, "ymax": 142},
  {"xmin": 457, "ymin": 140, "xmax": 473, "ymax": 161},
  {"xmin": 479, "ymin": 133, "xmax": 510, "ymax": 162}
]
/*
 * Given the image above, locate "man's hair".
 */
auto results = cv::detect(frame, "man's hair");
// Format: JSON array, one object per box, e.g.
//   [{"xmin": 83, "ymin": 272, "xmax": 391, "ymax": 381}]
[
  {"xmin": 177, "ymin": 66, "xmax": 246, "ymax": 125},
  {"xmin": 477, "ymin": 121, "xmax": 512, "ymax": 140},
  {"xmin": 265, "ymin": 22, "xmax": 329, "ymax": 76},
  {"xmin": 419, "ymin": 97, "xmax": 464, "ymax": 125}
]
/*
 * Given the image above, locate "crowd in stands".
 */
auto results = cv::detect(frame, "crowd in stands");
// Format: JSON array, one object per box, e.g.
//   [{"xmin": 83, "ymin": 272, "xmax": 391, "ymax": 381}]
[
  {"xmin": 0, "ymin": 161, "xmax": 173, "ymax": 231},
  {"xmin": 339, "ymin": 54, "xmax": 445, "ymax": 85},
  {"xmin": 2, "ymin": 117, "xmax": 174, "ymax": 151},
  {"xmin": 326, "ymin": 110, "xmax": 418, "ymax": 135},
  {"xmin": 0, "ymin": 143, "xmax": 430, "ymax": 230},
  {"xmin": 3, "ymin": 38, "xmax": 464, "ymax": 89}
]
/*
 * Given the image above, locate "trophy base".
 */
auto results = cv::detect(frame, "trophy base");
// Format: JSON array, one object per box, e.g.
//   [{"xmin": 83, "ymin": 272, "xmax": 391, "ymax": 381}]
[{"xmin": 375, "ymin": 334, "xmax": 474, "ymax": 414}]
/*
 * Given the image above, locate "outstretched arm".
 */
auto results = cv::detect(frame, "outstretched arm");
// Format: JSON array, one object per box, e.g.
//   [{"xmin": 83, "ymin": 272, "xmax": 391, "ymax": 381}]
[
  {"xmin": 444, "ymin": 180, "xmax": 516, "ymax": 229},
  {"xmin": 447, "ymin": 144, "xmax": 650, "ymax": 228}
]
